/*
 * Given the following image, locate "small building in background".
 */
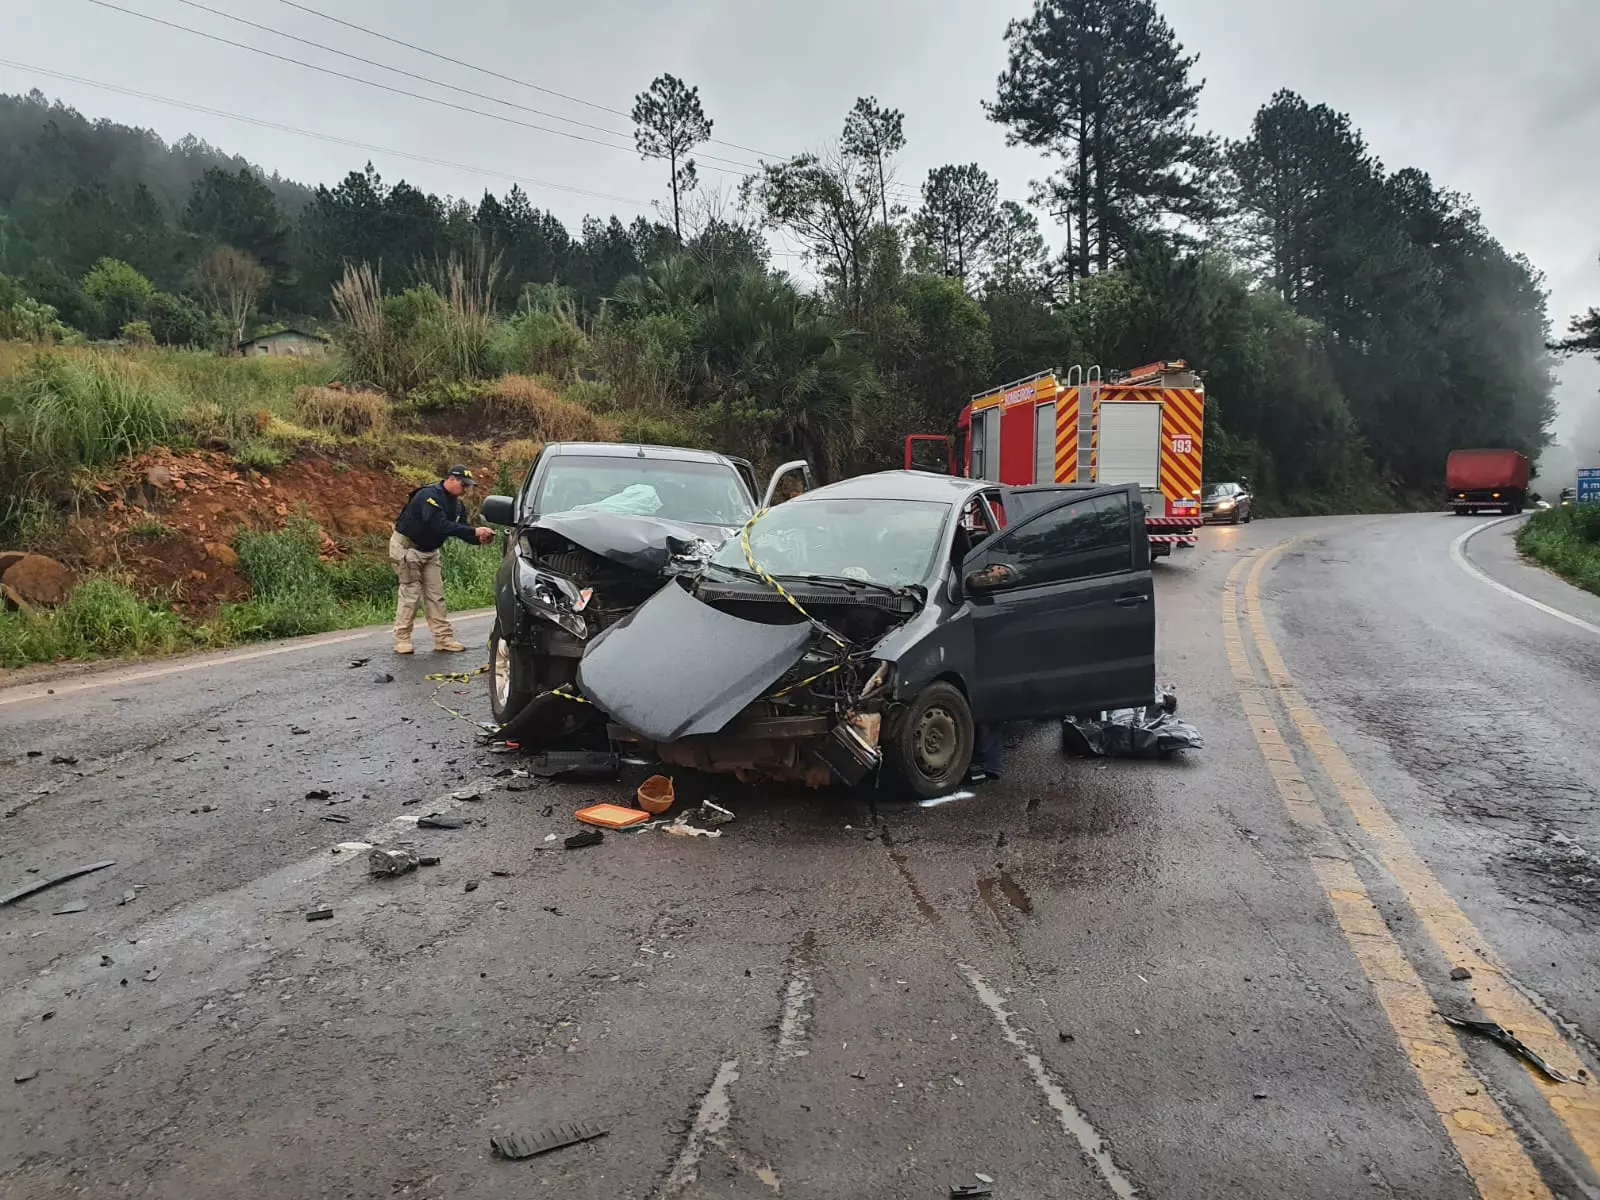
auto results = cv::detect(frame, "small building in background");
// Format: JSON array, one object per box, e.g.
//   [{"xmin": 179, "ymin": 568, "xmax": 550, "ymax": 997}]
[{"xmin": 239, "ymin": 328, "xmax": 331, "ymax": 358}]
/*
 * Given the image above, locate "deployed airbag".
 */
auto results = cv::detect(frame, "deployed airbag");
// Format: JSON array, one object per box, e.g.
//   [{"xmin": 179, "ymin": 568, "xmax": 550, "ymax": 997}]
[{"xmin": 577, "ymin": 582, "xmax": 811, "ymax": 741}]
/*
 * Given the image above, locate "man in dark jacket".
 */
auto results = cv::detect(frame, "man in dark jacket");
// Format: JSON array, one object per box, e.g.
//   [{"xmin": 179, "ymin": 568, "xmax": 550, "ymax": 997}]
[{"xmin": 390, "ymin": 466, "xmax": 493, "ymax": 654}]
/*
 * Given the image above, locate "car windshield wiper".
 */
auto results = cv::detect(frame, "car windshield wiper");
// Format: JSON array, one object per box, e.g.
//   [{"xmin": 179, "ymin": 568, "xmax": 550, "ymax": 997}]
[
  {"xmin": 778, "ymin": 573, "xmax": 908, "ymax": 597},
  {"xmin": 704, "ymin": 561, "xmax": 765, "ymax": 584}
]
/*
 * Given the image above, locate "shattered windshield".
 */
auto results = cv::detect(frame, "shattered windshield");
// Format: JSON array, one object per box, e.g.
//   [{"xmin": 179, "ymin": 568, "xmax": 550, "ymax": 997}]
[
  {"xmin": 713, "ymin": 498, "xmax": 950, "ymax": 588},
  {"xmin": 535, "ymin": 457, "xmax": 753, "ymax": 527}
]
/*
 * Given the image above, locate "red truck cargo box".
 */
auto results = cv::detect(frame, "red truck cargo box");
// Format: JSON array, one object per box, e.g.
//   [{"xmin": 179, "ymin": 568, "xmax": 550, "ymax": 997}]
[{"xmin": 1446, "ymin": 449, "xmax": 1530, "ymax": 492}]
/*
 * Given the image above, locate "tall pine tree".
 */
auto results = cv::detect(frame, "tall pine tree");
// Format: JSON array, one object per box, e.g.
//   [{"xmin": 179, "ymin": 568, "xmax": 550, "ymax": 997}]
[{"xmin": 988, "ymin": 0, "xmax": 1216, "ymax": 280}]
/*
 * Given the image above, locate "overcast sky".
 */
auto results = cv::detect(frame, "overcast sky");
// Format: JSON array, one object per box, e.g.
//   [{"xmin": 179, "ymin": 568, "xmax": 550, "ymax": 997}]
[{"xmin": 5, "ymin": 0, "xmax": 1598, "ymax": 446}]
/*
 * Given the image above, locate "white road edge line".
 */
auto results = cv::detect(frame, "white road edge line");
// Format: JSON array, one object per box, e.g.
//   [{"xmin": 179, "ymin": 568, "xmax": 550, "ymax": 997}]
[
  {"xmin": 959, "ymin": 963, "xmax": 1139, "ymax": 1200},
  {"xmin": 1450, "ymin": 516, "xmax": 1600, "ymax": 637},
  {"xmin": 656, "ymin": 1058, "xmax": 740, "ymax": 1200},
  {"xmin": 0, "ymin": 609, "xmax": 497, "ymax": 707}
]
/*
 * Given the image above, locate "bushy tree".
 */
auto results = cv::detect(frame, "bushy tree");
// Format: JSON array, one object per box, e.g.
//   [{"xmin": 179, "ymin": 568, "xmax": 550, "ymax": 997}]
[{"xmin": 81, "ymin": 257, "xmax": 153, "ymax": 338}]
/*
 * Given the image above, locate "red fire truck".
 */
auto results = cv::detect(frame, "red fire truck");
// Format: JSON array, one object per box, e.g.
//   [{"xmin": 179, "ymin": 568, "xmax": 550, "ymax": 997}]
[{"xmin": 905, "ymin": 361, "xmax": 1206, "ymax": 556}]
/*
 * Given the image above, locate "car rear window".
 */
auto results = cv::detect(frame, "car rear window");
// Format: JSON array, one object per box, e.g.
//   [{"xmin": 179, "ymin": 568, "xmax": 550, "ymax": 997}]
[{"xmin": 534, "ymin": 457, "xmax": 753, "ymax": 527}]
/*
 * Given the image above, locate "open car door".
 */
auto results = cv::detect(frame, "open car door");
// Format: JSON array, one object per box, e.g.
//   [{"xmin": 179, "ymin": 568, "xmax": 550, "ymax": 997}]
[
  {"xmin": 761, "ymin": 460, "xmax": 813, "ymax": 508},
  {"xmin": 961, "ymin": 484, "xmax": 1154, "ymax": 721}
]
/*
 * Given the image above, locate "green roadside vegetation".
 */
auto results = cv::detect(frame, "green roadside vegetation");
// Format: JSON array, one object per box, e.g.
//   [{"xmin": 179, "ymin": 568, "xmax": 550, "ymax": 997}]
[{"xmin": 1516, "ymin": 505, "xmax": 1600, "ymax": 597}]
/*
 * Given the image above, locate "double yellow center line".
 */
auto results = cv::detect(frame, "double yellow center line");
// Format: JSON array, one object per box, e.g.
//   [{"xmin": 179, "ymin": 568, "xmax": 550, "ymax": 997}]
[{"xmin": 1223, "ymin": 541, "xmax": 1599, "ymax": 1199}]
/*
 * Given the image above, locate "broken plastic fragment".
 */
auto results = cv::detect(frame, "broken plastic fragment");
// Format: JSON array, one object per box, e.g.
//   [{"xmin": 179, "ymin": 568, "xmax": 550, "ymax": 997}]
[
  {"xmin": 305, "ymin": 907, "xmax": 334, "ymax": 922},
  {"xmin": 368, "ymin": 847, "xmax": 419, "ymax": 877},
  {"xmin": 490, "ymin": 1122, "xmax": 608, "ymax": 1159},
  {"xmin": 1440, "ymin": 1014, "xmax": 1572, "ymax": 1083}
]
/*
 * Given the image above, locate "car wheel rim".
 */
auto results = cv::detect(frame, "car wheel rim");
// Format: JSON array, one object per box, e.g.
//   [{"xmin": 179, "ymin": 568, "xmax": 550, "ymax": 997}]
[
  {"xmin": 914, "ymin": 705, "xmax": 959, "ymax": 778},
  {"xmin": 492, "ymin": 636, "xmax": 511, "ymax": 709}
]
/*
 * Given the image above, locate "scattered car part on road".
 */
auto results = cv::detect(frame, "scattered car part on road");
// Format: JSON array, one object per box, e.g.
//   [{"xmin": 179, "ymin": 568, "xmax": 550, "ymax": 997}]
[
  {"xmin": 1063, "ymin": 699, "xmax": 1204, "ymax": 759},
  {"xmin": 305, "ymin": 907, "xmax": 334, "ymax": 921},
  {"xmin": 490, "ymin": 1122, "xmax": 609, "ymax": 1160},
  {"xmin": 51, "ymin": 900, "xmax": 89, "ymax": 914},
  {"xmin": 696, "ymin": 799, "xmax": 735, "ymax": 827},
  {"xmin": 636, "ymin": 774, "xmax": 675, "ymax": 814},
  {"xmin": 951, "ymin": 1185, "xmax": 993, "ymax": 1198},
  {"xmin": 418, "ymin": 855, "xmax": 441, "ymax": 867},
  {"xmin": 416, "ymin": 814, "xmax": 466, "ymax": 830},
  {"xmin": 1, "ymin": 859, "xmax": 117, "ymax": 907},
  {"xmin": 464, "ymin": 879, "xmax": 479, "ymax": 892},
  {"xmin": 1440, "ymin": 1014, "xmax": 1573, "ymax": 1083},
  {"xmin": 14, "ymin": 1069, "xmax": 39, "ymax": 1084},
  {"xmin": 369, "ymin": 847, "xmax": 419, "ymax": 876},
  {"xmin": 574, "ymin": 803, "xmax": 651, "ymax": 829},
  {"xmin": 564, "ymin": 828, "xmax": 604, "ymax": 850},
  {"xmin": 348, "ymin": 657, "xmax": 370, "ymax": 669},
  {"xmin": 1450, "ymin": 966, "xmax": 1473, "ymax": 981},
  {"xmin": 320, "ymin": 814, "xmax": 352, "ymax": 824}
]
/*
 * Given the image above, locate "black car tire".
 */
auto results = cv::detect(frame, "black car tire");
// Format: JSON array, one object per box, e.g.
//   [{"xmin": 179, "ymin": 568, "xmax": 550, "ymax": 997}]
[
  {"xmin": 488, "ymin": 618, "xmax": 536, "ymax": 726},
  {"xmin": 887, "ymin": 681, "xmax": 974, "ymax": 799}
]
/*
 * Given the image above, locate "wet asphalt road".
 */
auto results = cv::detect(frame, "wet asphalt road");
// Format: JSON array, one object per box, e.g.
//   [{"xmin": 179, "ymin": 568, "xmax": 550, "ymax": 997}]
[{"xmin": 2, "ymin": 513, "xmax": 1598, "ymax": 1200}]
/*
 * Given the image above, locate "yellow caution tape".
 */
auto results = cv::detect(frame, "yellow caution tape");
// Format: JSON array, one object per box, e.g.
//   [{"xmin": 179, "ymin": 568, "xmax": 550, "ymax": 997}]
[{"xmin": 737, "ymin": 508, "xmax": 850, "ymax": 652}]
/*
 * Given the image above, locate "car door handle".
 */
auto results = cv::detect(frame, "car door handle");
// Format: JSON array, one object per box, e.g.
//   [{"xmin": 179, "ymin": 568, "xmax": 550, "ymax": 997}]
[{"xmin": 1115, "ymin": 592, "xmax": 1150, "ymax": 608}]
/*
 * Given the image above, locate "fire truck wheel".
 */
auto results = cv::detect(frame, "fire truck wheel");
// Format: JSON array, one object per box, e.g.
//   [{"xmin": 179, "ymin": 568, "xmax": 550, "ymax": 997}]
[{"xmin": 887, "ymin": 681, "xmax": 974, "ymax": 800}]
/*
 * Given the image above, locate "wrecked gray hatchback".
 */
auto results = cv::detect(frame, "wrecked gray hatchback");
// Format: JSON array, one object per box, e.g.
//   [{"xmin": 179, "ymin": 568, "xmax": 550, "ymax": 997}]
[{"xmin": 493, "ymin": 467, "xmax": 1158, "ymax": 798}]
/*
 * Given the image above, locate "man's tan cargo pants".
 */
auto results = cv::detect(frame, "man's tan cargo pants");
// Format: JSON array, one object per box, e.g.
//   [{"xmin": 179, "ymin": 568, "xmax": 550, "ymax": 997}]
[{"xmin": 389, "ymin": 530, "xmax": 454, "ymax": 644}]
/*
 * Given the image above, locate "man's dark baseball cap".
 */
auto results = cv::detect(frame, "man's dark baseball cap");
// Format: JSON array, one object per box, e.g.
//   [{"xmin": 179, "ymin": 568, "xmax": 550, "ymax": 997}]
[{"xmin": 446, "ymin": 466, "xmax": 477, "ymax": 486}]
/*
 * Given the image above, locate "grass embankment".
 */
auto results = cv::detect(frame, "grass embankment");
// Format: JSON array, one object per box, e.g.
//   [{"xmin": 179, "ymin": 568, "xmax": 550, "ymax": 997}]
[
  {"xmin": 1516, "ymin": 504, "xmax": 1600, "ymax": 596},
  {"xmin": 0, "ymin": 523, "xmax": 497, "ymax": 669}
]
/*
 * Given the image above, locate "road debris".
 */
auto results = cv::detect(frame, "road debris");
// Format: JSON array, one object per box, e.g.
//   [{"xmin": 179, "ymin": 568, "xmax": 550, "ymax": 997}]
[
  {"xmin": 1, "ymin": 859, "xmax": 117, "ymax": 907},
  {"xmin": 1450, "ymin": 966, "xmax": 1473, "ymax": 981},
  {"xmin": 369, "ymin": 848, "xmax": 420, "ymax": 877},
  {"xmin": 290, "ymin": 726, "xmax": 310, "ymax": 736},
  {"xmin": 99, "ymin": 954, "xmax": 114, "ymax": 966},
  {"xmin": 1440, "ymin": 1014, "xmax": 1573, "ymax": 1083},
  {"xmin": 305, "ymin": 907, "xmax": 334, "ymax": 922},
  {"xmin": 464, "ymin": 879, "xmax": 480, "ymax": 892},
  {"xmin": 525, "ymin": 751, "xmax": 620, "ymax": 781},
  {"xmin": 418, "ymin": 855, "xmax": 441, "ymax": 867},
  {"xmin": 142, "ymin": 968, "xmax": 162, "ymax": 983},
  {"xmin": 696, "ymin": 799, "xmax": 735, "ymax": 827},
  {"xmin": 575, "ymin": 803, "xmax": 651, "ymax": 829},
  {"xmin": 50, "ymin": 754, "xmax": 78, "ymax": 766},
  {"xmin": 373, "ymin": 671, "xmax": 395, "ymax": 683},
  {"xmin": 1063, "ymin": 696, "xmax": 1204, "ymax": 759},
  {"xmin": 490, "ymin": 1122, "xmax": 609, "ymax": 1160},
  {"xmin": 51, "ymin": 901, "xmax": 89, "ymax": 915},
  {"xmin": 975, "ymin": 1173, "xmax": 994, "ymax": 1185},
  {"xmin": 564, "ymin": 829, "xmax": 604, "ymax": 850},
  {"xmin": 305, "ymin": 789, "xmax": 333, "ymax": 801},
  {"xmin": 490, "ymin": 869, "xmax": 512, "ymax": 877},
  {"xmin": 662, "ymin": 813, "xmax": 721, "ymax": 838},
  {"xmin": 14, "ymin": 1069, "xmax": 39, "ymax": 1084},
  {"xmin": 416, "ymin": 814, "xmax": 466, "ymax": 830},
  {"xmin": 348, "ymin": 657, "xmax": 370, "ymax": 669},
  {"xmin": 951, "ymin": 1185, "xmax": 993, "ymax": 1198},
  {"xmin": 636, "ymin": 774, "xmax": 675, "ymax": 814},
  {"xmin": 320, "ymin": 814, "xmax": 352, "ymax": 824},
  {"xmin": 117, "ymin": 889, "xmax": 136, "ymax": 906},
  {"xmin": 451, "ymin": 788, "xmax": 483, "ymax": 802}
]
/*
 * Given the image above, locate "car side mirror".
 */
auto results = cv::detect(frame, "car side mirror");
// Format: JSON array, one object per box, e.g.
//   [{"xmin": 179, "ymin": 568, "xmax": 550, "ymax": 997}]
[
  {"xmin": 964, "ymin": 563, "xmax": 1018, "ymax": 595},
  {"xmin": 480, "ymin": 494, "xmax": 516, "ymax": 526}
]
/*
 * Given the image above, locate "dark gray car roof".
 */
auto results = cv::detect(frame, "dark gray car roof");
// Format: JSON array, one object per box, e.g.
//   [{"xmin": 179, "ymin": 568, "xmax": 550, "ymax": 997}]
[
  {"xmin": 545, "ymin": 442, "xmax": 739, "ymax": 466},
  {"xmin": 792, "ymin": 470, "xmax": 988, "ymax": 504}
]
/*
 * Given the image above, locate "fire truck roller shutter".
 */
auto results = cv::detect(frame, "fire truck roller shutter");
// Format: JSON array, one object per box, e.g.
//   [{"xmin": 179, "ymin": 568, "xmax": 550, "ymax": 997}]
[
  {"xmin": 1033, "ymin": 401, "xmax": 1055, "ymax": 484},
  {"xmin": 1097, "ymin": 401, "xmax": 1163, "ymax": 488}
]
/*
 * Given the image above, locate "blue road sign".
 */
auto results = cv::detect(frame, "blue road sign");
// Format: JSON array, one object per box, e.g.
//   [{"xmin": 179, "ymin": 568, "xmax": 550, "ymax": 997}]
[{"xmin": 1579, "ymin": 466, "xmax": 1600, "ymax": 503}]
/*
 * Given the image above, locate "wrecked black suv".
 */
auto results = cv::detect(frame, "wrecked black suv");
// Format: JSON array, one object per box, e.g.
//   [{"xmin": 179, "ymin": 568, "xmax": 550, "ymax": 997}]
[
  {"xmin": 489, "ymin": 465, "xmax": 1157, "ymax": 798},
  {"xmin": 479, "ymin": 442, "xmax": 809, "ymax": 737}
]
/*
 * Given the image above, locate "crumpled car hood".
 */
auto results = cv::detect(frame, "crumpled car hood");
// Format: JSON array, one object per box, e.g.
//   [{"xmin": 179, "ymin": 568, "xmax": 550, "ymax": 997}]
[
  {"xmin": 577, "ymin": 581, "xmax": 811, "ymax": 741},
  {"xmin": 530, "ymin": 511, "xmax": 734, "ymax": 575}
]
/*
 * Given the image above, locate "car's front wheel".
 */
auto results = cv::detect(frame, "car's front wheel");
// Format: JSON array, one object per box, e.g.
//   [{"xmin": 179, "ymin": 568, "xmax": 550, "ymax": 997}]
[
  {"xmin": 886, "ymin": 681, "xmax": 974, "ymax": 799},
  {"xmin": 488, "ymin": 619, "xmax": 536, "ymax": 726}
]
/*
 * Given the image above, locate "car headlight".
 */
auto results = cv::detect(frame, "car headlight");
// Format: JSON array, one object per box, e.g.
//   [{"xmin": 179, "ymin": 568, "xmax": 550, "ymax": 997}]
[
  {"xmin": 514, "ymin": 556, "xmax": 589, "ymax": 638},
  {"xmin": 1216, "ymin": 499, "xmax": 1235, "ymax": 510}
]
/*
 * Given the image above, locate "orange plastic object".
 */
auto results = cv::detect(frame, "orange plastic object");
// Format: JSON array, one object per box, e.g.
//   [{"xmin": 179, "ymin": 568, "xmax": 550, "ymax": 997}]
[
  {"xmin": 574, "ymin": 803, "xmax": 650, "ymax": 829},
  {"xmin": 636, "ymin": 775, "xmax": 675, "ymax": 814}
]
